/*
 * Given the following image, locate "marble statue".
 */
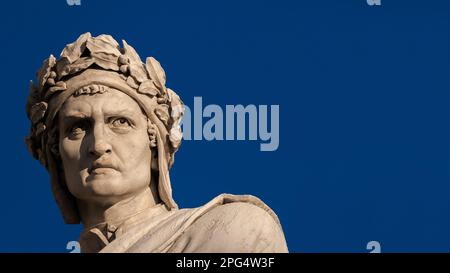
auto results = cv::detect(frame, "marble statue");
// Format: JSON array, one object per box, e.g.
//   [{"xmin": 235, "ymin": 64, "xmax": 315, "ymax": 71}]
[{"xmin": 25, "ymin": 33, "xmax": 288, "ymax": 253}]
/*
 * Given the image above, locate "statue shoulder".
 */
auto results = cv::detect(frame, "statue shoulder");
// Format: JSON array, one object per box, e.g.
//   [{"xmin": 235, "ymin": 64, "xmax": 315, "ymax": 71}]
[{"xmin": 169, "ymin": 194, "xmax": 289, "ymax": 253}]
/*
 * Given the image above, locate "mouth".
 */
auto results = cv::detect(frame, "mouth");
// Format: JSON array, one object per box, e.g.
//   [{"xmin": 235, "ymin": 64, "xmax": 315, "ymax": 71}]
[
  {"xmin": 90, "ymin": 167, "xmax": 116, "ymax": 175},
  {"xmin": 88, "ymin": 163, "xmax": 118, "ymax": 175}
]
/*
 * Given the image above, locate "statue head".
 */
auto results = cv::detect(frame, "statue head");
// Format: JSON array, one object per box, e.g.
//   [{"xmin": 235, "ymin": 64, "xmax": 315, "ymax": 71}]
[{"xmin": 25, "ymin": 33, "xmax": 184, "ymax": 224}]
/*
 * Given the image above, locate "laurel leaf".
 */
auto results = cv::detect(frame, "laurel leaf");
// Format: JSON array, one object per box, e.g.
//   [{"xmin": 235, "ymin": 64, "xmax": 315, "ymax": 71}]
[
  {"xmin": 145, "ymin": 57, "xmax": 166, "ymax": 89},
  {"xmin": 86, "ymin": 35, "xmax": 121, "ymax": 56},
  {"xmin": 60, "ymin": 32, "xmax": 91, "ymax": 63},
  {"xmin": 36, "ymin": 55, "xmax": 56, "ymax": 89},
  {"xmin": 91, "ymin": 52, "xmax": 119, "ymax": 71},
  {"xmin": 122, "ymin": 40, "xmax": 147, "ymax": 82},
  {"xmin": 138, "ymin": 80, "xmax": 159, "ymax": 97}
]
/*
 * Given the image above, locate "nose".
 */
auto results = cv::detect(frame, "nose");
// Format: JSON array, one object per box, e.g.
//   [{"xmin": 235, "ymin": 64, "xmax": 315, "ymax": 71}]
[
  {"xmin": 90, "ymin": 141, "xmax": 112, "ymax": 157},
  {"xmin": 89, "ymin": 123, "xmax": 112, "ymax": 157}
]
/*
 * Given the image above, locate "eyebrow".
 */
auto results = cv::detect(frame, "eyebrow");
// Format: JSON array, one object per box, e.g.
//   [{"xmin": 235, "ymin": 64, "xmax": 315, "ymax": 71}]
[
  {"xmin": 59, "ymin": 108, "xmax": 144, "ymax": 127},
  {"xmin": 59, "ymin": 114, "xmax": 90, "ymax": 131},
  {"xmin": 103, "ymin": 108, "xmax": 140, "ymax": 118},
  {"xmin": 60, "ymin": 111, "xmax": 89, "ymax": 122}
]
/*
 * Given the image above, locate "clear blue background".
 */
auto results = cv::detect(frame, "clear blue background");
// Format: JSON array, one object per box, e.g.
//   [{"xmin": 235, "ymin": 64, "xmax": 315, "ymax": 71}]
[{"xmin": 0, "ymin": 0, "xmax": 449, "ymax": 252}]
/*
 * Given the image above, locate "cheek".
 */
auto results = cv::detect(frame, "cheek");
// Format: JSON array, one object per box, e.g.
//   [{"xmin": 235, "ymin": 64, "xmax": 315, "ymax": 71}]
[
  {"xmin": 114, "ymin": 132, "xmax": 151, "ymax": 168},
  {"xmin": 59, "ymin": 138, "xmax": 82, "ymax": 166},
  {"xmin": 59, "ymin": 138, "xmax": 86, "ymax": 197}
]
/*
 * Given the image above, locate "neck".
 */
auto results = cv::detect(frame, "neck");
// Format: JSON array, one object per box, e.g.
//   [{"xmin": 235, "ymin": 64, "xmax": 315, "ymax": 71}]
[{"xmin": 78, "ymin": 187, "xmax": 158, "ymax": 229}]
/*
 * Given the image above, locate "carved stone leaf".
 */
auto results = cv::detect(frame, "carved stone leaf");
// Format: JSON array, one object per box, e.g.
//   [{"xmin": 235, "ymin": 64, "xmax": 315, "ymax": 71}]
[
  {"xmin": 67, "ymin": 57, "xmax": 95, "ymax": 75},
  {"xmin": 91, "ymin": 52, "xmax": 120, "ymax": 71},
  {"xmin": 126, "ymin": 76, "xmax": 139, "ymax": 89},
  {"xmin": 145, "ymin": 57, "xmax": 166, "ymax": 89},
  {"xmin": 154, "ymin": 105, "xmax": 170, "ymax": 125},
  {"xmin": 29, "ymin": 80, "xmax": 38, "ymax": 96},
  {"xmin": 169, "ymin": 126, "xmax": 183, "ymax": 149},
  {"xmin": 37, "ymin": 148, "xmax": 46, "ymax": 166},
  {"xmin": 122, "ymin": 39, "xmax": 142, "ymax": 65},
  {"xmin": 168, "ymin": 88, "xmax": 184, "ymax": 119},
  {"xmin": 55, "ymin": 58, "xmax": 71, "ymax": 79},
  {"xmin": 35, "ymin": 122, "xmax": 46, "ymax": 136},
  {"xmin": 36, "ymin": 55, "xmax": 56, "ymax": 89},
  {"xmin": 86, "ymin": 35, "xmax": 121, "ymax": 56},
  {"xmin": 138, "ymin": 80, "xmax": 159, "ymax": 97},
  {"xmin": 93, "ymin": 34, "xmax": 120, "ymax": 49},
  {"xmin": 30, "ymin": 102, "xmax": 48, "ymax": 124},
  {"xmin": 60, "ymin": 32, "xmax": 91, "ymax": 63},
  {"xmin": 122, "ymin": 40, "xmax": 147, "ymax": 83},
  {"xmin": 119, "ymin": 74, "xmax": 127, "ymax": 81},
  {"xmin": 129, "ymin": 64, "xmax": 148, "ymax": 83},
  {"xmin": 45, "ymin": 81, "xmax": 67, "ymax": 99}
]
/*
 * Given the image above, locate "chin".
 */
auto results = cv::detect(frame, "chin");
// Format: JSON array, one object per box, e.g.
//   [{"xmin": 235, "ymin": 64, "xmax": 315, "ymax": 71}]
[{"xmin": 85, "ymin": 175, "xmax": 128, "ymax": 196}]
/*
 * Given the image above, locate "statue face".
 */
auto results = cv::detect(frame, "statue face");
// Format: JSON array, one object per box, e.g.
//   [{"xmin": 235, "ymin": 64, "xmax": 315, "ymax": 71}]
[{"xmin": 58, "ymin": 87, "xmax": 152, "ymax": 206}]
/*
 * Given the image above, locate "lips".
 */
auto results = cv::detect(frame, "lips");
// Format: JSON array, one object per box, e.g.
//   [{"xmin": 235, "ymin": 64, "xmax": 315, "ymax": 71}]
[{"xmin": 88, "ymin": 161, "xmax": 118, "ymax": 175}]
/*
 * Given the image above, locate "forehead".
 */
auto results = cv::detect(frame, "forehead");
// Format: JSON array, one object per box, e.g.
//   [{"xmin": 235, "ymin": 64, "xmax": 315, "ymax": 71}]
[{"xmin": 59, "ymin": 87, "xmax": 144, "ymax": 117}]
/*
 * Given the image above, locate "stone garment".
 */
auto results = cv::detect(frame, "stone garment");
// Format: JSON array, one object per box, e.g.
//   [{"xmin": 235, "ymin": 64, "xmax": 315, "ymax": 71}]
[{"xmin": 79, "ymin": 194, "xmax": 288, "ymax": 253}]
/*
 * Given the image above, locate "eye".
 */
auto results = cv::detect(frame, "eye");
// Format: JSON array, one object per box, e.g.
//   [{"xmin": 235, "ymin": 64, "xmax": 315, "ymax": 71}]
[
  {"xmin": 67, "ymin": 121, "xmax": 88, "ymax": 138},
  {"xmin": 110, "ymin": 117, "xmax": 132, "ymax": 129}
]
